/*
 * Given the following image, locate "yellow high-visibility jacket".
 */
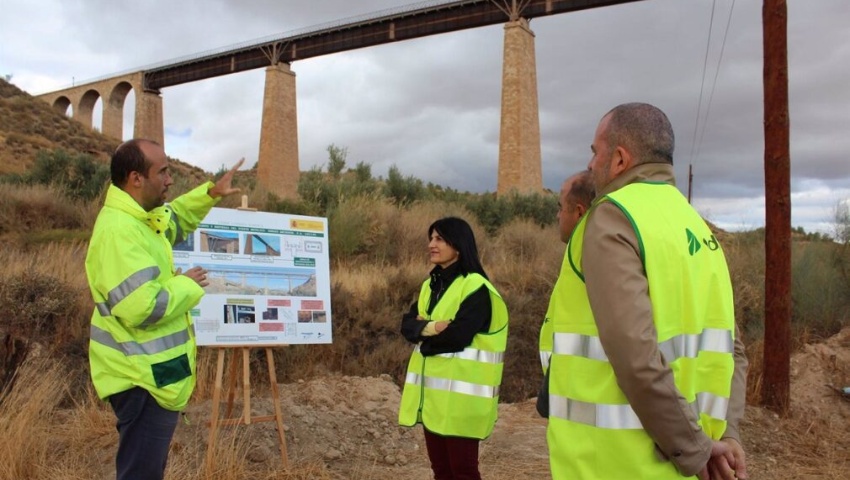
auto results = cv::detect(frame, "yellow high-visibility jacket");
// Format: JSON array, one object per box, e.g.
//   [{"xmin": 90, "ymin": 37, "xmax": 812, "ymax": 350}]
[
  {"xmin": 86, "ymin": 182, "xmax": 218, "ymax": 410},
  {"xmin": 399, "ymin": 273, "xmax": 509, "ymax": 439},
  {"xmin": 547, "ymin": 182, "xmax": 735, "ymax": 479}
]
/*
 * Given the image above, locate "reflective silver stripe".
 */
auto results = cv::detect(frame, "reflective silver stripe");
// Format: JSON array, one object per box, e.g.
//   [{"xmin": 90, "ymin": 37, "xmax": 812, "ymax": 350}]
[
  {"xmin": 540, "ymin": 351, "xmax": 551, "ymax": 370},
  {"xmin": 553, "ymin": 333, "xmax": 608, "ymax": 361},
  {"xmin": 139, "ymin": 289, "xmax": 170, "ymax": 328},
  {"xmin": 405, "ymin": 371, "xmax": 422, "ymax": 386},
  {"xmin": 89, "ymin": 324, "xmax": 190, "ymax": 356},
  {"xmin": 554, "ymin": 329, "xmax": 733, "ymax": 364},
  {"xmin": 658, "ymin": 328, "xmax": 734, "ymax": 362},
  {"xmin": 405, "ymin": 372, "xmax": 498, "ymax": 399},
  {"xmin": 107, "ymin": 266, "xmax": 160, "ymax": 307},
  {"xmin": 549, "ymin": 396, "xmax": 643, "ymax": 429},
  {"xmin": 96, "ymin": 302, "xmax": 111, "ymax": 316},
  {"xmin": 434, "ymin": 347, "xmax": 503, "ymax": 364},
  {"xmin": 695, "ymin": 391, "xmax": 729, "ymax": 420},
  {"xmin": 550, "ymin": 392, "xmax": 730, "ymax": 429},
  {"xmin": 414, "ymin": 344, "xmax": 504, "ymax": 365}
]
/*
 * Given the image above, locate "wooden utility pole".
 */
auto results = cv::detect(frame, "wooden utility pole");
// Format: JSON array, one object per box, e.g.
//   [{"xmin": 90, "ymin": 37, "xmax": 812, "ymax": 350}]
[{"xmin": 761, "ymin": 0, "xmax": 791, "ymax": 415}]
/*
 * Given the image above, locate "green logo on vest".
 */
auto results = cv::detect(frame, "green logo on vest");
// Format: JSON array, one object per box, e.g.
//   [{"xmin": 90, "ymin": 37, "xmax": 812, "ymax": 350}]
[{"xmin": 686, "ymin": 228, "xmax": 701, "ymax": 256}]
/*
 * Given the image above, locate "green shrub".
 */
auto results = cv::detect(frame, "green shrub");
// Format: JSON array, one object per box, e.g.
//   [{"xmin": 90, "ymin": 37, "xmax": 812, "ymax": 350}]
[
  {"xmin": 0, "ymin": 149, "xmax": 109, "ymax": 201},
  {"xmin": 383, "ymin": 165, "xmax": 425, "ymax": 206}
]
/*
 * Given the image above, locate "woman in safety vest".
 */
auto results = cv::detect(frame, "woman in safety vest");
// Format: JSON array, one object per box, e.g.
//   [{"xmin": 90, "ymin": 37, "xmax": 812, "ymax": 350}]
[{"xmin": 398, "ymin": 216, "xmax": 509, "ymax": 480}]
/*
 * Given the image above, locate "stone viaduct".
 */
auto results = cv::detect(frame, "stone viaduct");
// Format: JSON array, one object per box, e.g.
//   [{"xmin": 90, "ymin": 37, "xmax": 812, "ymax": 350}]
[{"xmin": 36, "ymin": 0, "xmax": 642, "ymax": 198}]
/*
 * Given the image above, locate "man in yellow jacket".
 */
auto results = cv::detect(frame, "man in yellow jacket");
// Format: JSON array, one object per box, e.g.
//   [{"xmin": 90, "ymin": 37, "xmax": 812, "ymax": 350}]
[
  {"xmin": 86, "ymin": 139, "xmax": 243, "ymax": 480},
  {"xmin": 546, "ymin": 103, "xmax": 749, "ymax": 480}
]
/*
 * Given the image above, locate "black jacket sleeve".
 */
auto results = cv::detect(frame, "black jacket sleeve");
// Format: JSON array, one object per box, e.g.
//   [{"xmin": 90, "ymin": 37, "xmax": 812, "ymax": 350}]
[
  {"xmin": 400, "ymin": 301, "xmax": 427, "ymax": 343},
  {"xmin": 420, "ymin": 285, "xmax": 491, "ymax": 356}
]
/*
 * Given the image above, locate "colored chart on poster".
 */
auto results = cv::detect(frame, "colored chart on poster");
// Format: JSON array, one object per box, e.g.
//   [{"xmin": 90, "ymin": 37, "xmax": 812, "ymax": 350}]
[{"xmin": 174, "ymin": 207, "xmax": 332, "ymax": 346}]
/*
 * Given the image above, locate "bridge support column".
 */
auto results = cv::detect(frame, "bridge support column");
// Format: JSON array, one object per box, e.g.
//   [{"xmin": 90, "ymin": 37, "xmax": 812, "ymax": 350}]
[
  {"xmin": 497, "ymin": 18, "xmax": 542, "ymax": 195},
  {"xmin": 135, "ymin": 89, "xmax": 164, "ymax": 146},
  {"xmin": 103, "ymin": 96, "xmax": 123, "ymax": 140},
  {"xmin": 258, "ymin": 63, "xmax": 300, "ymax": 199},
  {"xmin": 75, "ymin": 98, "xmax": 94, "ymax": 132}
]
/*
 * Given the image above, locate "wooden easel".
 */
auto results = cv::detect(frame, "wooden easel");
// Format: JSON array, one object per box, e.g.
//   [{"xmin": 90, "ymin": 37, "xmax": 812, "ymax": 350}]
[
  {"xmin": 206, "ymin": 345, "xmax": 289, "ymax": 466},
  {"xmin": 205, "ymin": 196, "xmax": 289, "ymax": 467}
]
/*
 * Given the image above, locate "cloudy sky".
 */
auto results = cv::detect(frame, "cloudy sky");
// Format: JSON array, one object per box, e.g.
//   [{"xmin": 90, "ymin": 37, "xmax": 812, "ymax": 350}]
[{"xmin": 2, "ymin": 0, "xmax": 848, "ymax": 233}]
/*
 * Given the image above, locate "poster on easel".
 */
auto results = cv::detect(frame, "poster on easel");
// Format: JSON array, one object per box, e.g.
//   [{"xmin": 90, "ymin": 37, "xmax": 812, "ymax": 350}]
[{"xmin": 173, "ymin": 207, "xmax": 332, "ymax": 346}]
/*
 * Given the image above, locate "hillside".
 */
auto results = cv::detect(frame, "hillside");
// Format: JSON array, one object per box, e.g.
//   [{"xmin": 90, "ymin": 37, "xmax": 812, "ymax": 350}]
[{"xmin": 0, "ymin": 79, "xmax": 210, "ymax": 183}]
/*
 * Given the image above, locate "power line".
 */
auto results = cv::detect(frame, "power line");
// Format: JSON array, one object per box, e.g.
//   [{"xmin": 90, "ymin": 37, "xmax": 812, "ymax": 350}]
[
  {"xmin": 695, "ymin": 0, "xmax": 737, "ymax": 165},
  {"xmin": 688, "ymin": 0, "xmax": 718, "ymax": 173}
]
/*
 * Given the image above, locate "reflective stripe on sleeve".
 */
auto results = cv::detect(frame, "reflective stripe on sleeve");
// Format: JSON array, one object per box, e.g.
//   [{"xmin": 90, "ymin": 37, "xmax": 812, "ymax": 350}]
[
  {"xmin": 96, "ymin": 303, "xmax": 111, "ymax": 316},
  {"xmin": 107, "ymin": 266, "xmax": 161, "ymax": 308},
  {"xmin": 139, "ymin": 289, "xmax": 170, "ymax": 328},
  {"xmin": 405, "ymin": 372, "xmax": 499, "ymax": 399},
  {"xmin": 90, "ymin": 324, "xmax": 190, "ymax": 356}
]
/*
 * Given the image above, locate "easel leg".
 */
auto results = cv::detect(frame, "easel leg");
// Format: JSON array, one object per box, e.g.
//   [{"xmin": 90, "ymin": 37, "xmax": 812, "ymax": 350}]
[
  {"xmin": 224, "ymin": 347, "xmax": 240, "ymax": 419},
  {"xmin": 242, "ymin": 347, "xmax": 251, "ymax": 425},
  {"xmin": 206, "ymin": 348, "xmax": 226, "ymax": 466},
  {"xmin": 265, "ymin": 347, "xmax": 289, "ymax": 467}
]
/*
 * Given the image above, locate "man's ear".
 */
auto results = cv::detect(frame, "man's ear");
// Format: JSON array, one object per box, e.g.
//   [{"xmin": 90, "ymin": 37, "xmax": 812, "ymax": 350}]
[
  {"xmin": 128, "ymin": 171, "xmax": 143, "ymax": 187},
  {"xmin": 613, "ymin": 146, "xmax": 633, "ymax": 175},
  {"xmin": 576, "ymin": 203, "xmax": 587, "ymax": 218}
]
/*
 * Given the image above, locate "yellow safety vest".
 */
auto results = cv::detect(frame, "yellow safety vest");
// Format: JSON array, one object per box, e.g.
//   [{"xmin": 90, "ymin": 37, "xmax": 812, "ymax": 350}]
[
  {"xmin": 86, "ymin": 182, "xmax": 218, "ymax": 411},
  {"xmin": 398, "ymin": 273, "xmax": 509, "ymax": 439},
  {"xmin": 547, "ymin": 182, "xmax": 736, "ymax": 479}
]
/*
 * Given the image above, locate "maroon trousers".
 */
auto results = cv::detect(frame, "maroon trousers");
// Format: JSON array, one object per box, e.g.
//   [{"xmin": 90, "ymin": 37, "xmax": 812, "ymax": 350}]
[{"xmin": 423, "ymin": 428, "xmax": 481, "ymax": 480}]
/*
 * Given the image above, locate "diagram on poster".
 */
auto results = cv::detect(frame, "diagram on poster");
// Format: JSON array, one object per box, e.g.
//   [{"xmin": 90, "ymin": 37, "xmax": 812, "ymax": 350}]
[{"xmin": 175, "ymin": 207, "xmax": 332, "ymax": 346}]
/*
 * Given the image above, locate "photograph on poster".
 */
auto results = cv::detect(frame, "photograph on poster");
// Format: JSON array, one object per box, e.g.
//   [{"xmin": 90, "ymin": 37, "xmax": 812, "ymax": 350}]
[
  {"xmin": 262, "ymin": 308, "xmax": 279, "ymax": 320},
  {"xmin": 200, "ymin": 264, "xmax": 317, "ymax": 296},
  {"xmin": 244, "ymin": 233, "xmax": 281, "ymax": 256},
  {"xmin": 200, "ymin": 230, "xmax": 240, "ymax": 253},
  {"xmin": 297, "ymin": 310, "xmax": 312, "ymax": 323},
  {"xmin": 312, "ymin": 311, "xmax": 327, "ymax": 323},
  {"xmin": 237, "ymin": 305, "xmax": 256, "ymax": 324}
]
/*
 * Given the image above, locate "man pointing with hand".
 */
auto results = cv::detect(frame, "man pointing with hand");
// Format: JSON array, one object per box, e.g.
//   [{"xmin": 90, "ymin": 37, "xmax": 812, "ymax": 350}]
[{"xmin": 85, "ymin": 139, "xmax": 243, "ymax": 480}]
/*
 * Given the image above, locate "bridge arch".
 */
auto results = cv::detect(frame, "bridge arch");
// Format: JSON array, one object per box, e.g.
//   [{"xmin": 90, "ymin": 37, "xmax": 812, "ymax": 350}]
[
  {"xmin": 77, "ymin": 89, "xmax": 102, "ymax": 131},
  {"xmin": 52, "ymin": 96, "xmax": 72, "ymax": 116},
  {"xmin": 104, "ymin": 81, "xmax": 135, "ymax": 139}
]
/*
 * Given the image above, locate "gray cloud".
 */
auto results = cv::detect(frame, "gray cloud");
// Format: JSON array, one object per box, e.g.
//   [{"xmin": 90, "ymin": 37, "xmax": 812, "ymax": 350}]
[{"xmin": 3, "ymin": 0, "xmax": 848, "ymax": 233}]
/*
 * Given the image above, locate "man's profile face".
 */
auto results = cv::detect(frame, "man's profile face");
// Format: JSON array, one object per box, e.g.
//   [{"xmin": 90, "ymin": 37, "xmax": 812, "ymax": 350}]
[
  {"xmin": 137, "ymin": 143, "xmax": 173, "ymax": 211},
  {"xmin": 557, "ymin": 178, "xmax": 582, "ymax": 244},
  {"xmin": 587, "ymin": 114, "xmax": 615, "ymax": 192}
]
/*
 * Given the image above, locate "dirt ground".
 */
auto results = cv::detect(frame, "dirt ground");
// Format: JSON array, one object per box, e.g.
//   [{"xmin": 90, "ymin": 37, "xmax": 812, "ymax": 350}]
[{"xmin": 138, "ymin": 328, "xmax": 850, "ymax": 478}]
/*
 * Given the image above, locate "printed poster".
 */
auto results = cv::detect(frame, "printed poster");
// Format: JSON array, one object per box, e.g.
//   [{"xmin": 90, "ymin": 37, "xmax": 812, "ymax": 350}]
[{"xmin": 174, "ymin": 207, "xmax": 332, "ymax": 346}]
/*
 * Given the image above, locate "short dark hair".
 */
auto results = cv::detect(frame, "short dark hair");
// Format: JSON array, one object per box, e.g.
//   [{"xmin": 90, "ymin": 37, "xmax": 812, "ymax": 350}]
[
  {"xmin": 605, "ymin": 103, "xmax": 674, "ymax": 165},
  {"xmin": 111, "ymin": 139, "xmax": 158, "ymax": 188},
  {"xmin": 567, "ymin": 170, "xmax": 595, "ymax": 207},
  {"xmin": 428, "ymin": 217, "xmax": 488, "ymax": 280}
]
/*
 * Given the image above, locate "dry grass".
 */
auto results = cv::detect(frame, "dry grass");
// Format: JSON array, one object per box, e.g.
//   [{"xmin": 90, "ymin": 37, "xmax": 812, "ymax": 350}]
[{"xmin": 0, "ymin": 355, "xmax": 68, "ymax": 480}]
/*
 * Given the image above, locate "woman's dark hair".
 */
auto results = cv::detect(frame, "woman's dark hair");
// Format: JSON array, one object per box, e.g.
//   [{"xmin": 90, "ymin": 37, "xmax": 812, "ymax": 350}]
[{"xmin": 428, "ymin": 217, "xmax": 488, "ymax": 280}]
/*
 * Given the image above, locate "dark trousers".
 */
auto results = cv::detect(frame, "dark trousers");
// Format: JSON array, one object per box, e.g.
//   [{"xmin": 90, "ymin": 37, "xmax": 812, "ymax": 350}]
[
  {"xmin": 423, "ymin": 428, "xmax": 481, "ymax": 480},
  {"xmin": 109, "ymin": 387, "xmax": 179, "ymax": 480}
]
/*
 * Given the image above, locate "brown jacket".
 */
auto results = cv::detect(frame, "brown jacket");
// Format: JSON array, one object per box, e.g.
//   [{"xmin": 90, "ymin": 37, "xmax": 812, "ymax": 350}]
[{"xmin": 582, "ymin": 162, "xmax": 748, "ymax": 476}]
